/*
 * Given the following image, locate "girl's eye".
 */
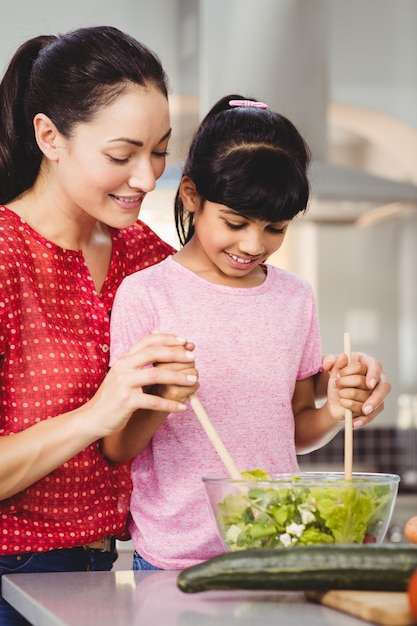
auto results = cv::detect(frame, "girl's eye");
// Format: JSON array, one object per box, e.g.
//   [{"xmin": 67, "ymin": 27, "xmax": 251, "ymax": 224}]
[
  {"xmin": 267, "ymin": 226, "xmax": 286, "ymax": 234},
  {"xmin": 225, "ymin": 221, "xmax": 245, "ymax": 230},
  {"xmin": 152, "ymin": 150, "xmax": 169, "ymax": 159}
]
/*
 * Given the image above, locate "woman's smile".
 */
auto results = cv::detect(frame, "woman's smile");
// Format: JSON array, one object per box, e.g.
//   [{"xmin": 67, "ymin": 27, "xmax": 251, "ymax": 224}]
[{"xmin": 110, "ymin": 193, "xmax": 146, "ymax": 211}]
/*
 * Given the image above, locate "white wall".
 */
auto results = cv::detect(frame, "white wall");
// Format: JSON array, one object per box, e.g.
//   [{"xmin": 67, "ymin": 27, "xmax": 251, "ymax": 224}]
[
  {"xmin": 0, "ymin": 0, "xmax": 180, "ymax": 90},
  {"xmin": 329, "ymin": 0, "xmax": 417, "ymax": 131},
  {"xmin": 323, "ymin": 0, "xmax": 417, "ymax": 424}
]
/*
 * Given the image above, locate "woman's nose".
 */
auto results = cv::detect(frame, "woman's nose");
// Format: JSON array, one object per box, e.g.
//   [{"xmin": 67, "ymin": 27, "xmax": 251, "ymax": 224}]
[{"xmin": 128, "ymin": 160, "xmax": 157, "ymax": 193}]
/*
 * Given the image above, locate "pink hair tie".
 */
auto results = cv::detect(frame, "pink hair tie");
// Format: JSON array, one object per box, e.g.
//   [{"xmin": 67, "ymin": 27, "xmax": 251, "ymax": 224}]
[{"xmin": 229, "ymin": 99, "xmax": 268, "ymax": 109}]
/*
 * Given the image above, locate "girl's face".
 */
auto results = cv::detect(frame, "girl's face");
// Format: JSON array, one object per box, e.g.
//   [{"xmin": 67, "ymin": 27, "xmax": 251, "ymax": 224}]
[
  {"xmin": 187, "ymin": 197, "xmax": 290, "ymax": 286},
  {"xmin": 50, "ymin": 84, "xmax": 170, "ymax": 229}
]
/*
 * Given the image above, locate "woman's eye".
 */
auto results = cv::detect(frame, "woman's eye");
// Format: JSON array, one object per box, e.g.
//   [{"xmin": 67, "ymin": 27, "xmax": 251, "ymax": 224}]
[
  {"xmin": 152, "ymin": 150, "xmax": 169, "ymax": 159},
  {"xmin": 108, "ymin": 155, "xmax": 130, "ymax": 164}
]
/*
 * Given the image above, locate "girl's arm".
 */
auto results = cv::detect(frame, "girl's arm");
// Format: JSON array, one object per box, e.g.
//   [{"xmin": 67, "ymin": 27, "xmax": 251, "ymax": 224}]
[
  {"xmin": 294, "ymin": 354, "xmax": 372, "ymax": 454},
  {"xmin": 100, "ymin": 407, "xmax": 173, "ymax": 463},
  {"xmin": 0, "ymin": 333, "xmax": 197, "ymax": 501}
]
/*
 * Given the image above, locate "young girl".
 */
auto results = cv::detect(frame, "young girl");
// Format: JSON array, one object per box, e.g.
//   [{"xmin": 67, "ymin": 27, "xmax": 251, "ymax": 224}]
[{"xmin": 105, "ymin": 96, "xmax": 388, "ymax": 571}]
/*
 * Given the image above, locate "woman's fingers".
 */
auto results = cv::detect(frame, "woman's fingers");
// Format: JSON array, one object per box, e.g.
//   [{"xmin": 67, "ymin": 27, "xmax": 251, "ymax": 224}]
[
  {"xmin": 90, "ymin": 333, "xmax": 199, "ymax": 435},
  {"xmin": 124, "ymin": 332, "xmax": 196, "ymax": 367},
  {"xmin": 327, "ymin": 356, "xmax": 372, "ymax": 421}
]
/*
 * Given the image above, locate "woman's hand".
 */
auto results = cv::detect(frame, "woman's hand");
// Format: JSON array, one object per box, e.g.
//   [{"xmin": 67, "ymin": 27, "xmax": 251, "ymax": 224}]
[
  {"xmin": 0, "ymin": 332, "xmax": 199, "ymax": 500},
  {"xmin": 87, "ymin": 332, "xmax": 199, "ymax": 438},
  {"xmin": 323, "ymin": 352, "xmax": 390, "ymax": 428}
]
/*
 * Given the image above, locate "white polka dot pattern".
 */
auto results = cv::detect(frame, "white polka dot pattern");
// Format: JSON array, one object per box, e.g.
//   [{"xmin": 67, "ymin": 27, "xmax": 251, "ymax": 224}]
[{"xmin": 0, "ymin": 206, "xmax": 175, "ymax": 554}]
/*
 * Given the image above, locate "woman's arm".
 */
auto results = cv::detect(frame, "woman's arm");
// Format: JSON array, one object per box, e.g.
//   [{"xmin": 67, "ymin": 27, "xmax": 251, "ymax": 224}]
[
  {"xmin": 0, "ymin": 333, "xmax": 198, "ymax": 501},
  {"xmin": 315, "ymin": 351, "xmax": 391, "ymax": 426}
]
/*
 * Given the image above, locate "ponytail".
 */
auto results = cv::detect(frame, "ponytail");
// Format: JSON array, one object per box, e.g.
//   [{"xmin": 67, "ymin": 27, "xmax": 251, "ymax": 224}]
[{"xmin": 0, "ymin": 36, "xmax": 55, "ymax": 204}]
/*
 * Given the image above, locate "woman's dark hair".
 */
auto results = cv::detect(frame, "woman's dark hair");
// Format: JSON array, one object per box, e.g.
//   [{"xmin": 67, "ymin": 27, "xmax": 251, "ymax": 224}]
[
  {"xmin": 0, "ymin": 26, "xmax": 169, "ymax": 204},
  {"xmin": 175, "ymin": 94, "xmax": 311, "ymax": 246}
]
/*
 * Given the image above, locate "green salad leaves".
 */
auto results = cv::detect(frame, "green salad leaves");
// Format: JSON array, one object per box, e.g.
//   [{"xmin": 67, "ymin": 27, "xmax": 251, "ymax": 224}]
[{"xmin": 216, "ymin": 471, "xmax": 392, "ymax": 550}]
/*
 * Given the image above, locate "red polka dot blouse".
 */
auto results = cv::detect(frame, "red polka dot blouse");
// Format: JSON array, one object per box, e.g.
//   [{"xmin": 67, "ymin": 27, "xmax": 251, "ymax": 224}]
[{"xmin": 0, "ymin": 206, "xmax": 174, "ymax": 555}]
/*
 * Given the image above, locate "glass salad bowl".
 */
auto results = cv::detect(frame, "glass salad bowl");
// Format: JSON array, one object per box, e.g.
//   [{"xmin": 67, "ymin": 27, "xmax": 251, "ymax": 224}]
[{"xmin": 203, "ymin": 471, "xmax": 400, "ymax": 551}]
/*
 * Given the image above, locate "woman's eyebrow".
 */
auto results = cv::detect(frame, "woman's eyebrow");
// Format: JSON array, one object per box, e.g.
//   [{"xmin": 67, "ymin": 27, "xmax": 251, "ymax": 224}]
[{"xmin": 108, "ymin": 128, "xmax": 172, "ymax": 147}]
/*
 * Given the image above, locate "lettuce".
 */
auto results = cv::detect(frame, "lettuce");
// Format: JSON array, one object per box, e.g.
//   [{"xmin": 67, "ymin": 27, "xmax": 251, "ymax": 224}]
[
  {"xmin": 214, "ymin": 472, "xmax": 391, "ymax": 551},
  {"xmin": 310, "ymin": 486, "xmax": 375, "ymax": 543}
]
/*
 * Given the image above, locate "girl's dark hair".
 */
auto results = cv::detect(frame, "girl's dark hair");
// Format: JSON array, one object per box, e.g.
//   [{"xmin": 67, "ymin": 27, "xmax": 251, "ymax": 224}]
[
  {"xmin": 175, "ymin": 94, "xmax": 311, "ymax": 246},
  {"xmin": 0, "ymin": 26, "xmax": 169, "ymax": 204}
]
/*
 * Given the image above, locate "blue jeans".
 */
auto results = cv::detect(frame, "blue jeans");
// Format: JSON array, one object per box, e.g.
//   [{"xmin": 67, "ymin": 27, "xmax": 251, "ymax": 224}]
[
  {"xmin": 132, "ymin": 550, "xmax": 161, "ymax": 571},
  {"xmin": 0, "ymin": 547, "xmax": 117, "ymax": 626}
]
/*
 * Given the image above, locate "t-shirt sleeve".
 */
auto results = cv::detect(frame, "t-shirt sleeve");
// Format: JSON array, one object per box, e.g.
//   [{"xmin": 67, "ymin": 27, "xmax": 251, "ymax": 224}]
[
  {"xmin": 109, "ymin": 274, "xmax": 153, "ymax": 366},
  {"xmin": 296, "ymin": 283, "xmax": 323, "ymax": 380}
]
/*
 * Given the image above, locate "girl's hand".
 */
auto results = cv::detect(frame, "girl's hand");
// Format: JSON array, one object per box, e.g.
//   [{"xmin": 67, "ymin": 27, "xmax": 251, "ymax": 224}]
[
  {"xmin": 151, "ymin": 353, "xmax": 199, "ymax": 404},
  {"xmin": 150, "ymin": 328, "xmax": 199, "ymax": 404},
  {"xmin": 87, "ymin": 333, "xmax": 198, "ymax": 437},
  {"xmin": 322, "ymin": 351, "xmax": 390, "ymax": 426},
  {"xmin": 325, "ymin": 354, "xmax": 370, "ymax": 421}
]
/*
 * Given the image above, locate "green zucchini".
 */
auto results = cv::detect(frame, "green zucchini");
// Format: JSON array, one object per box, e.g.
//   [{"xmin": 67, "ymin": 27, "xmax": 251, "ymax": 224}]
[{"xmin": 177, "ymin": 544, "xmax": 417, "ymax": 593}]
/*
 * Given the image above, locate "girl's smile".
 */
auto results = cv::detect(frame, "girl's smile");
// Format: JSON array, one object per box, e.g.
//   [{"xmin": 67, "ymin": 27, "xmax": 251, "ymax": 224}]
[
  {"xmin": 225, "ymin": 251, "xmax": 264, "ymax": 270},
  {"xmin": 176, "ymin": 180, "xmax": 290, "ymax": 287}
]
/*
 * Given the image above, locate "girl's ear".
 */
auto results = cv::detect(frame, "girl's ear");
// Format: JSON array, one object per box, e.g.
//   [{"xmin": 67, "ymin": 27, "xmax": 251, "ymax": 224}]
[
  {"xmin": 179, "ymin": 176, "xmax": 200, "ymax": 214},
  {"xmin": 32, "ymin": 113, "xmax": 64, "ymax": 161}
]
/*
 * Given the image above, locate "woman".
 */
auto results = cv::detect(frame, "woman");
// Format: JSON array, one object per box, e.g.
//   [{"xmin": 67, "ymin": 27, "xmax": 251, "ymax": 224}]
[{"xmin": 0, "ymin": 25, "xmax": 199, "ymax": 625}]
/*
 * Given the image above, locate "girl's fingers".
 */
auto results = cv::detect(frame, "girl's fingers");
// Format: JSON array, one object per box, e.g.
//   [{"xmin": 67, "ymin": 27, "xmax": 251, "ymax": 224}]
[
  {"xmin": 128, "ymin": 390, "xmax": 188, "ymax": 414},
  {"xmin": 336, "ymin": 373, "xmax": 369, "ymax": 391}
]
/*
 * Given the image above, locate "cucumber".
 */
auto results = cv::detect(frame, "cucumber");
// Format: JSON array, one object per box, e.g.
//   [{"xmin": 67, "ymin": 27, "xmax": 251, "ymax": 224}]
[{"xmin": 177, "ymin": 544, "xmax": 417, "ymax": 593}]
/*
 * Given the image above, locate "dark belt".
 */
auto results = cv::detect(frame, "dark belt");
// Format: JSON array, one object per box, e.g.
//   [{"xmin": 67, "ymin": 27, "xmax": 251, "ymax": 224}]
[{"xmin": 83, "ymin": 536, "xmax": 115, "ymax": 552}]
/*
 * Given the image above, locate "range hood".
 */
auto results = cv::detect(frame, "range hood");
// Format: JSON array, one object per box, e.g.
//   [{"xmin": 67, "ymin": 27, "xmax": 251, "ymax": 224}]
[
  {"xmin": 308, "ymin": 160, "xmax": 417, "ymax": 224},
  {"xmin": 174, "ymin": 0, "xmax": 417, "ymax": 224}
]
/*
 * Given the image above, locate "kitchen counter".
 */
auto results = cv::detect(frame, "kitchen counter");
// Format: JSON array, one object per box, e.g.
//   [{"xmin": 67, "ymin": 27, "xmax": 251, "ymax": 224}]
[{"xmin": 3, "ymin": 569, "xmax": 377, "ymax": 626}]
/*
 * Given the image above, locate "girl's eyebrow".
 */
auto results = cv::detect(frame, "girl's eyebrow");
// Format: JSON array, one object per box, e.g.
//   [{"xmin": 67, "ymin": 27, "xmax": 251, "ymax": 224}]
[
  {"xmin": 219, "ymin": 207, "xmax": 241, "ymax": 216},
  {"xmin": 219, "ymin": 208, "xmax": 290, "ymax": 227},
  {"xmin": 108, "ymin": 128, "xmax": 172, "ymax": 147}
]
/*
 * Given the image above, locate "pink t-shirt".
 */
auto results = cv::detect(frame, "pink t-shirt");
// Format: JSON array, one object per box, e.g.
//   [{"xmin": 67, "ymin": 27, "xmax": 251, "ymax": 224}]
[{"xmin": 110, "ymin": 255, "xmax": 322, "ymax": 569}]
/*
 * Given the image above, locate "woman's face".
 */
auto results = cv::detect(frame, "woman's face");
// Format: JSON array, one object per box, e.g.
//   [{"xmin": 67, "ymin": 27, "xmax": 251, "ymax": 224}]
[{"xmin": 51, "ymin": 84, "xmax": 171, "ymax": 228}]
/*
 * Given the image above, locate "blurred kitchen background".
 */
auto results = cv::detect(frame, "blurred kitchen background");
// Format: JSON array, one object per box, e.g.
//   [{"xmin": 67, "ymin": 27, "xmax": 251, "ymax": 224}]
[{"xmin": 2, "ymin": 0, "xmax": 416, "ymax": 514}]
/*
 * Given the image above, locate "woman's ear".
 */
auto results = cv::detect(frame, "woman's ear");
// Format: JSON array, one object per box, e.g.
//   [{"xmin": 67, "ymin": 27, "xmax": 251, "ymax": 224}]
[
  {"xmin": 32, "ymin": 113, "xmax": 64, "ymax": 161},
  {"xmin": 179, "ymin": 176, "xmax": 200, "ymax": 214}
]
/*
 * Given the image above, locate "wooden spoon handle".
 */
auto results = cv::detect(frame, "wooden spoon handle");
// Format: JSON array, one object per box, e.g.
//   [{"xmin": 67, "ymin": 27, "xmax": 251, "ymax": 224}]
[
  {"xmin": 151, "ymin": 329, "xmax": 242, "ymax": 480},
  {"xmin": 189, "ymin": 393, "xmax": 242, "ymax": 480},
  {"xmin": 344, "ymin": 332, "xmax": 353, "ymax": 480}
]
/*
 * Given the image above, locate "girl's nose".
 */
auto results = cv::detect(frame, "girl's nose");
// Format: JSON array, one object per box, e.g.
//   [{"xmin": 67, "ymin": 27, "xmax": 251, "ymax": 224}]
[{"xmin": 238, "ymin": 230, "xmax": 265, "ymax": 256}]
